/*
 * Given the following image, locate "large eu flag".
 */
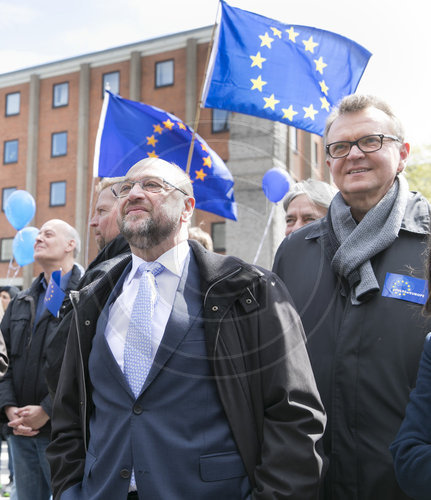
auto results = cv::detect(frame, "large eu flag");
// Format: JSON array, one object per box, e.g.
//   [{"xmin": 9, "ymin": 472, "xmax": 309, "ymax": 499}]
[
  {"xmin": 203, "ymin": 1, "xmax": 372, "ymax": 136},
  {"xmin": 94, "ymin": 91, "xmax": 237, "ymax": 220}
]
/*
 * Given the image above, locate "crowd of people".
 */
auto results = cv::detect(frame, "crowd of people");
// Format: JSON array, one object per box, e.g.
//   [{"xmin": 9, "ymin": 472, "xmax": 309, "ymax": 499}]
[{"xmin": 0, "ymin": 93, "xmax": 430, "ymax": 500}]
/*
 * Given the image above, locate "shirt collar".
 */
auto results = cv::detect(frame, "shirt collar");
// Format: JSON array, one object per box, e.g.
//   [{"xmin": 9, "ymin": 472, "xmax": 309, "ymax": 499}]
[{"xmin": 126, "ymin": 240, "xmax": 190, "ymax": 285}]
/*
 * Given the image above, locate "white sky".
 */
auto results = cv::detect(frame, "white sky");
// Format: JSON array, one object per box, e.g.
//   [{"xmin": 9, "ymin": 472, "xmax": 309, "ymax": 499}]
[{"xmin": 1, "ymin": 0, "xmax": 430, "ymax": 148}]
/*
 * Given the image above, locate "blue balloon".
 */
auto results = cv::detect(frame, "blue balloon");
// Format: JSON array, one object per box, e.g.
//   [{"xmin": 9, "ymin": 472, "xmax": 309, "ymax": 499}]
[
  {"xmin": 13, "ymin": 227, "xmax": 39, "ymax": 267},
  {"xmin": 5, "ymin": 190, "xmax": 36, "ymax": 230},
  {"xmin": 262, "ymin": 168, "xmax": 291, "ymax": 203}
]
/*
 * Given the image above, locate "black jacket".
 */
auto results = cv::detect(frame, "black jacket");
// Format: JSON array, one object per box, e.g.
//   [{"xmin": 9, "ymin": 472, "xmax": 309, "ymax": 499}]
[
  {"xmin": 47, "ymin": 241, "xmax": 326, "ymax": 499},
  {"xmin": 273, "ymin": 191, "xmax": 431, "ymax": 500},
  {"xmin": 0, "ymin": 265, "xmax": 82, "ymax": 434}
]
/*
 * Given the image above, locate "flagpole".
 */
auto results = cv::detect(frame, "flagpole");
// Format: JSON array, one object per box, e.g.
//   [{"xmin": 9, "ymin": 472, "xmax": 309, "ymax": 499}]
[{"xmin": 185, "ymin": 0, "xmax": 221, "ymax": 175}]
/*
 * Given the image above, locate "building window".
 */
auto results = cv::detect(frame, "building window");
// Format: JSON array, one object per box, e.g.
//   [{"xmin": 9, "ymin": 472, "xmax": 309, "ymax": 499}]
[
  {"xmin": 5, "ymin": 92, "xmax": 20, "ymax": 116},
  {"xmin": 102, "ymin": 71, "xmax": 120, "ymax": 96},
  {"xmin": 211, "ymin": 222, "xmax": 226, "ymax": 253},
  {"xmin": 212, "ymin": 109, "xmax": 230, "ymax": 133},
  {"xmin": 4, "ymin": 140, "xmax": 18, "ymax": 164},
  {"xmin": 51, "ymin": 132, "xmax": 68, "ymax": 157},
  {"xmin": 50, "ymin": 181, "xmax": 66, "ymax": 206},
  {"xmin": 0, "ymin": 238, "xmax": 13, "ymax": 262},
  {"xmin": 53, "ymin": 82, "xmax": 69, "ymax": 108},
  {"xmin": 155, "ymin": 60, "xmax": 174, "ymax": 88},
  {"xmin": 2, "ymin": 187, "xmax": 17, "ymax": 212},
  {"xmin": 290, "ymin": 126, "xmax": 298, "ymax": 153}
]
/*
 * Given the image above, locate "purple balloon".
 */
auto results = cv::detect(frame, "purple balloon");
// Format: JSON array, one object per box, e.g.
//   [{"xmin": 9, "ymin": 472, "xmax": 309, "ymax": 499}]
[{"xmin": 262, "ymin": 168, "xmax": 291, "ymax": 203}]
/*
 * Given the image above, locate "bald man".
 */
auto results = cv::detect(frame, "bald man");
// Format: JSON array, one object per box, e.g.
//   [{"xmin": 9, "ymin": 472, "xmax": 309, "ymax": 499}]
[{"xmin": 0, "ymin": 219, "xmax": 83, "ymax": 500}]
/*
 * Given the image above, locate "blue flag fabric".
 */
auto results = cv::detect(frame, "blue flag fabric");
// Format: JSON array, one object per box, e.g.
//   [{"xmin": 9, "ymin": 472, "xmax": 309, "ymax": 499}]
[
  {"xmin": 44, "ymin": 270, "xmax": 65, "ymax": 317},
  {"xmin": 382, "ymin": 272, "xmax": 429, "ymax": 305},
  {"xmin": 203, "ymin": 1, "xmax": 372, "ymax": 136},
  {"xmin": 94, "ymin": 91, "xmax": 237, "ymax": 220}
]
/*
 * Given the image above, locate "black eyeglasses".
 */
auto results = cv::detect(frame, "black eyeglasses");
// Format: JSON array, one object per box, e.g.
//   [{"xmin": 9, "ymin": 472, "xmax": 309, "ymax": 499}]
[
  {"xmin": 326, "ymin": 134, "xmax": 402, "ymax": 159},
  {"xmin": 111, "ymin": 177, "xmax": 188, "ymax": 198}
]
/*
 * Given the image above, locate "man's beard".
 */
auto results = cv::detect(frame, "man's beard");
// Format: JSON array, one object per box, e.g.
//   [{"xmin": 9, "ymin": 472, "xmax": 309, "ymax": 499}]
[{"xmin": 119, "ymin": 212, "xmax": 178, "ymax": 250}]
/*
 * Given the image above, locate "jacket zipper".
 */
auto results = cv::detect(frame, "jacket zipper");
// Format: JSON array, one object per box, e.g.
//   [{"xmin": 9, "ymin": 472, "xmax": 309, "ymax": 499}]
[{"xmin": 70, "ymin": 290, "xmax": 88, "ymax": 452}]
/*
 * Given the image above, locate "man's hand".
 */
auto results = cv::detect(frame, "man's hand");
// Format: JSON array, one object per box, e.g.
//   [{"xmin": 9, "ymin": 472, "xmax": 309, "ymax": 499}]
[{"xmin": 7, "ymin": 405, "xmax": 49, "ymax": 436}]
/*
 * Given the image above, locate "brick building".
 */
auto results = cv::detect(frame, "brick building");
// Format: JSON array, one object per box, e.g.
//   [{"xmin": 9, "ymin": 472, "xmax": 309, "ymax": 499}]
[{"xmin": 0, "ymin": 26, "xmax": 326, "ymax": 288}]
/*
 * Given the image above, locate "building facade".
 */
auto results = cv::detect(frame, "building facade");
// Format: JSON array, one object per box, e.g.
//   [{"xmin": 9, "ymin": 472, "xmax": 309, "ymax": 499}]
[{"xmin": 0, "ymin": 26, "xmax": 326, "ymax": 288}]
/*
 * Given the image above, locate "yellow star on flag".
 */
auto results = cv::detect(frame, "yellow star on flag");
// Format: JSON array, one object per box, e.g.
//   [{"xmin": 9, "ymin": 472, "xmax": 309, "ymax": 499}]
[
  {"xmin": 319, "ymin": 80, "xmax": 329, "ymax": 95},
  {"xmin": 303, "ymin": 36, "xmax": 319, "ymax": 53},
  {"xmin": 314, "ymin": 57, "xmax": 327, "ymax": 74},
  {"xmin": 270, "ymin": 27, "xmax": 282, "ymax": 38},
  {"xmin": 282, "ymin": 105, "xmax": 298, "ymax": 121},
  {"xmin": 263, "ymin": 94, "xmax": 280, "ymax": 110},
  {"xmin": 177, "ymin": 122, "xmax": 187, "ymax": 130},
  {"xmin": 146, "ymin": 135, "xmax": 158, "ymax": 147},
  {"xmin": 147, "ymin": 150, "xmax": 159, "ymax": 158},
  {"xmin": 203, "ymin": 156, "xmax": 212, "ymax": 168},
  {"xmin": 286, "ymin": 27, "xmax": 299, "ymax": 42},
  {"xmin": 259, "ymin": 32, "xmax": 274, "ymax": 49},
  {"xmin": 200, "ymin": 143, "xmax": 208, "ymax": 152},
  {"xmin": 303, "ymin": 104, "xmax": 318, "ymax": 120},
  {"xmin": 251, "ymin": 75, "xmax": 267, "ymax": 92},
  {"xmin": 163, "ymin": 119, "xmax": 174, "ymax": 130},
  {"xmin": 250, "ymin": 51, "xmax": 266, "ymax": 69},
  {"xmin": 195, "ymin": 168, "xmax": 207, "ymax": 181},
  {"xmin": 320, "ymin": 97, "xmax": 330, "ymax": 112},
  {"xmin": 153, "ymin": 124, "xmax": 163, "ymax": 134}
]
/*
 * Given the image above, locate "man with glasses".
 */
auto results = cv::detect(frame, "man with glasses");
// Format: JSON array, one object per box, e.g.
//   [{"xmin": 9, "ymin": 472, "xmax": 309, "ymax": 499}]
[
  {"xmin": 47, "ymin": 157, "xmax": 326, "ymax": 500},
  {"xmin": 273, "ymin": 94, "xmax": 431, "ymax": 499}
]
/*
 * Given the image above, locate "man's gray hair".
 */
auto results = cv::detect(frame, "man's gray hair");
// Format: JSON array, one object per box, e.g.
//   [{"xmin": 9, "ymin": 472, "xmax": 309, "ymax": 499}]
[
  {"xmin": 283, "ymin": 178, "xmax": 338, "ymax": 212},
  {"xmin": 66, "ymin": 224, "xmax": 81, "ymax": 258},
  {"xmin": 96, "ymin": 176, "xmax": 126, "ymax": 194},
  {"xmin": 324, "ymin": 94, "xmax": 405, "ymax": 145}
]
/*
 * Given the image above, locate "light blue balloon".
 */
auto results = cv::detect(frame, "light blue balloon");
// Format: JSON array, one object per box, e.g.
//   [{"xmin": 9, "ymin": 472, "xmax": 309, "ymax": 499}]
[
  {"xmin": 13, "ymin": 227, "xmax": 39, "ymax": 267},
  {"xmin": 262, "ymin": 168, "xmax": 291, "ymax": 203},
  {"xmin": 5, "ymin": 190, "xmax": 36, "ymax": 230}
]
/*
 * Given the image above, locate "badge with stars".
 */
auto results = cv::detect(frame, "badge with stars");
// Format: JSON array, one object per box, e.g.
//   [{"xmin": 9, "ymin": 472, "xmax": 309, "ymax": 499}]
[{"xmin": 382, "ymin": 272, "xmax": 428, "ymax": 305}]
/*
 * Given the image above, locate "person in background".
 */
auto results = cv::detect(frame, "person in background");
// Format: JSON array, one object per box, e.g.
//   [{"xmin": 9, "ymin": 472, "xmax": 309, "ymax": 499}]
[
  {"xmin": 188, "ymin": 226, "xmax": 213, "ymax": 251},
  {"xmin": 391, "ymin": 244, "xmax": 431, "ymax": 499},
  {"xmin": 273, "ymin": 94, "xmax": 431, "ymax": 499},
  {"xmin": 0, "ymin": 219, "xmax": 83, "ymax": 500},
  {"xmin": 45, "ymin": 177, "xmax": 130, "ymax": 396},
  {"xmin": 283, "ymin": 178, "xmax": 337, "ymax": 237},
  {"xmin": 47, "ymin": 157, "xmax": 326, "ymax": 500}
]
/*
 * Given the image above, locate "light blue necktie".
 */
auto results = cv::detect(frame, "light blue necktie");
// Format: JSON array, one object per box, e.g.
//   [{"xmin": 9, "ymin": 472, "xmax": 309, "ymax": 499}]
[{"xmin": 124, "ymin": 261, "xmax": 164, "ymax": 398}]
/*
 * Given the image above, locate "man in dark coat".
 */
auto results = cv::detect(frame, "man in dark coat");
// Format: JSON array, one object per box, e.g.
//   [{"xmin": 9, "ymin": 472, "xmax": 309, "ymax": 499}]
[
  {"xmin": 47, "ymin": 157, "xmax": 326, "ymax": 500},
  {"xmin": 0, "ymin": 219, "xmax": 83, "ymax": 500},
  {"xmin": 273, "ymin": 94, "xmax": 431, "ymax": 500}
]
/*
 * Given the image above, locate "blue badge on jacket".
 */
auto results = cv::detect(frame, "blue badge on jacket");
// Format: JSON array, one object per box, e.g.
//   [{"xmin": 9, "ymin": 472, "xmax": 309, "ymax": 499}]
[{"xmin": 382, "ymin": 273, "xmax": 428, "ymax": 305}]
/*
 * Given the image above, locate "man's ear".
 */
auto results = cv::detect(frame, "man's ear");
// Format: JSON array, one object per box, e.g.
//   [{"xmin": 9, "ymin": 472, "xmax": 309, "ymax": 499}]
[
  {"xmin": 66, "ymin": 239, "xmax": 76, "ymax": 255},
  {"xmin": 181, "ymin": 197, "xmax": 195, "ymax": 223},
  {"xmin": 397, "ymin": 142, "xmax": 410, "ymax": 174}
]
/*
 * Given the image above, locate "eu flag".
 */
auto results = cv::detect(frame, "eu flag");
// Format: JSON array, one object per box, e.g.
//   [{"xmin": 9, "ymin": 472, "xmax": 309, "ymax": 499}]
[
  {"xmin": 44, "ymin": 270, "xmax": 66, "ymax": 317},
  {"xmin": 94, "ymin": 91, "xmax": 237, "ymax": 220},
  {"xmin": 203, "ymin": 1, "xmax": 372, "ymax": 136}
]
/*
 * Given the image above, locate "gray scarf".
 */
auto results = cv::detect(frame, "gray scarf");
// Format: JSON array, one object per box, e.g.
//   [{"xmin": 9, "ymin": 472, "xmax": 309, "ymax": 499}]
[{"xmin": 328, "ymin": 175, "xmax": 409, "ymax": 305}]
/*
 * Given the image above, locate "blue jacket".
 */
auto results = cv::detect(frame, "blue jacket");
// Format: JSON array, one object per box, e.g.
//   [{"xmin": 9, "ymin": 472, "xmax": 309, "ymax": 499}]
[{"xmin": 391, "ymin": 333, "xmax": 431, "ymax": 499}]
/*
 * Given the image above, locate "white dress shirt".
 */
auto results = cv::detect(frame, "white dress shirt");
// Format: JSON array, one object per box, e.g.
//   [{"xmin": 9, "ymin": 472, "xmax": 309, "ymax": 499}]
[{"xmin": 105, "ymin": 240, "xmax": 190, "ymax": 372}]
